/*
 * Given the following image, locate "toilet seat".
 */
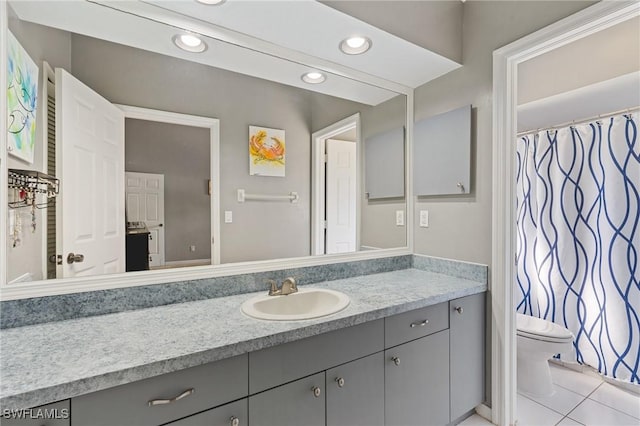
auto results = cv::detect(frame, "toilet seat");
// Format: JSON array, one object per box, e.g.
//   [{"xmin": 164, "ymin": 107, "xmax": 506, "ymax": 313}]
[{"xmin": 516, "ymin": 314, "xmax": 573, "ymax": 343}]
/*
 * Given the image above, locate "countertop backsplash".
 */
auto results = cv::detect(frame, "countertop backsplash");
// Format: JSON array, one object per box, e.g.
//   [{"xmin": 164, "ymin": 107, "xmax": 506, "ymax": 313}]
[{"xmin": 0, "ymin": 255, "xmax": 487, "ymax": 329}]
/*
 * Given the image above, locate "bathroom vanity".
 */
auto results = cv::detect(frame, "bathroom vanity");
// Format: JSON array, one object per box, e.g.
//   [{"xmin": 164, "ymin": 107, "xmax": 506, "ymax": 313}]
[{"xmin": 0, "ymin": 268, "xmax": 486, "ymax": 426}]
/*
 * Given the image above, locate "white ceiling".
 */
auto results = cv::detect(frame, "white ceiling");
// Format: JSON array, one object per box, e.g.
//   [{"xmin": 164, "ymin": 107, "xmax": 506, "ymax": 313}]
[
  {"xmin": 143, "ymin": 0, "xmax": 461, "ymax": 88},
  {"xmin": 9, "ymin": 0, "xmax": 462, "ymax": 105}
]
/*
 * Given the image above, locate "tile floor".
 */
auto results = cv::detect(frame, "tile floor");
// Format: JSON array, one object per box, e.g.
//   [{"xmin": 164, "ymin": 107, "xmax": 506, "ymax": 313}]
[{"xmin": 459, "ymin": 363, "xmax": 640, "ymax": 426}]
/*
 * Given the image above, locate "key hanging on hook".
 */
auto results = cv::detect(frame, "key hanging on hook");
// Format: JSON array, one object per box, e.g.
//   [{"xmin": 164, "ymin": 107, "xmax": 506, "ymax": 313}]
[{"xmin": 31, "ymin": 195, "xmax": 37, "ymax": 233}]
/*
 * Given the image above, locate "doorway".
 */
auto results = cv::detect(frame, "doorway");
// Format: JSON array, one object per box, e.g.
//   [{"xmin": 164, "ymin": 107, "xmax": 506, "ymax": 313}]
[
  {"xmin": 119, "ymin": 105, "xmax": 221, "ymax": 268},
  {"xmin": 492, "ymin": 2, "xmax": 640, "ymax": 425},
  {"xmin": 311, "ymin": 113, "xmax": 361, "ymax": 255}
]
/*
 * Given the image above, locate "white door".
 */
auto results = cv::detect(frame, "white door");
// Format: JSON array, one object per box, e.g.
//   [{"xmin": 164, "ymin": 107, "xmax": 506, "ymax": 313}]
[
  {"xmin": 325, "ymin": 139, "xmax": 357, "ymax": 254},
  {"xmin": 56, "ymin": 68, "xmax": 125, "ymax": 278},
  {"xmin": 125, "ymin": 172, "xmax": 165, "ymax": 267}
]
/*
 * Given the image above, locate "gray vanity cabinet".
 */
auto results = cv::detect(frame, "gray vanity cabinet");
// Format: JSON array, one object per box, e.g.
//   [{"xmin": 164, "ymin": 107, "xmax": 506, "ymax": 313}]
[
  {"xmin": 166, "ymin": 399, "xmax": 247, "ymax": 426},
  {"xmin": 326, "ymin": 352, "xmax": 384, "ymax": 426},
  {"xmin": 450, "ymin": 292, "xmax": 486, "ymax": 421},
  {"xmin": 384, "ymin": 330, "xmax": 450, "ymax": 426},
  {"xmin": 248, "ymin": 372, "xmax": 325, "ymax": 426}
]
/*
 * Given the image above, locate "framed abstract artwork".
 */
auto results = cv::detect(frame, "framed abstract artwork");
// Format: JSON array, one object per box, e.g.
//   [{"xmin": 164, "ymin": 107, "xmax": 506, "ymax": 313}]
[
  {"xmin": 7, "ymin": 31, "xmax": 39, "ymax": 164},
  {"xmin": 249, "ymin": 125, "xmax": 285, "ymax": 177}
]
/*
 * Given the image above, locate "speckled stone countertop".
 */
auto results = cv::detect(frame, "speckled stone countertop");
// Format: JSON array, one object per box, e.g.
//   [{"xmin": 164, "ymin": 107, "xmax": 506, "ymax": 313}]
[{"xmin": 0, "ymin": 268, "xmax": 486, "ymax": 410}]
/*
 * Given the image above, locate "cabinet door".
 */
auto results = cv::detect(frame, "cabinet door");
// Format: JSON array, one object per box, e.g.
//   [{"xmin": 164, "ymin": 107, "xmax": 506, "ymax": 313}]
[
  {"xmin": 249, "ymin": 373, "xmax": 325, "ymax": 426},
  {"xmin": 385, "ymin": 330, "xmax": 450, "ymax": 426},
  {"xmin": 450, "ymin": 292, "xmax": 486, "ymax": 421},
  {"xmin": 413, "ymin": 105, "xmax": 471, "ymax": 196},
  {"xmin": 326, "ymin": 352, "xmax": 384, "ymax": 426},
  {"xmin": 166, "ymin": 399, "xmax": 247, "ymax": 426},
  {"xmin": 364, "ymin": 127, "xmax": 405, "ymax": 199},
  {"xmin": 0, "ymin": 400, "xmax": 69, "ymax": 426}
]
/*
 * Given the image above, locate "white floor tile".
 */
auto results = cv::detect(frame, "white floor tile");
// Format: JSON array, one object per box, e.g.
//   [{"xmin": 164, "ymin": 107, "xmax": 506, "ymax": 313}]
[
  {"xmin": 589, "ymin": 382, "xmax": 640, "ymax": 419},
  {"xmin": 556, "ymin": 417, "xmax": 585, "ymax": 425},
  {"xmin": 550, "ymin": 364, "xmax": 603, "ymax": 397},
  {"xmin": 457, "ymin": 414, "xmax": 494, "ymax": 425},
  {"xmin": 517, "ymin": 394, "xmax": 564, "ymax": 426},
  {"xmin": 568, "ymin": 398, "xmax": 640, "ymax": 426},
  {"xmin": 520, "ymin": 384, "xmax": 585, "ymax": 415}
]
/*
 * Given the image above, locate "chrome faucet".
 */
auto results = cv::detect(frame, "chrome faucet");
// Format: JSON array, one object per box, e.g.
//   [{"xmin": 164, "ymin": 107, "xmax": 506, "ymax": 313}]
[{"xmin": 268, "ymin": 277, "xmax": 298, "ymax": 296}]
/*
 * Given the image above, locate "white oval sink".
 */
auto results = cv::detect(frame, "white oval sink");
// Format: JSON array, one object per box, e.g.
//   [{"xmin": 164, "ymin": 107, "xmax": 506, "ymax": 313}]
[{"xmin": 241, "ymin": 288, "xmax": 350, "ymax": 321}]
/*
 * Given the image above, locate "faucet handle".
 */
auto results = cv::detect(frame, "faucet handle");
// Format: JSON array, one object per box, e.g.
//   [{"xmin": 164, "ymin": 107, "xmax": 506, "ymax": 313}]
[
  {"xmin": 267, "ymin": 279, "xmax": 279, "ymax": 296},
  {"xmin": 283, "ymin": 277, "xmax": 297, "ymax": 290}
]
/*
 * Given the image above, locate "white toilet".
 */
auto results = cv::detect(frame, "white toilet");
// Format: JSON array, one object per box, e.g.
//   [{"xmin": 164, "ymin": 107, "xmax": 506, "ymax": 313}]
[{"xmin": 516, "ymin": 313, "xmax": 574, "ymax": 396}]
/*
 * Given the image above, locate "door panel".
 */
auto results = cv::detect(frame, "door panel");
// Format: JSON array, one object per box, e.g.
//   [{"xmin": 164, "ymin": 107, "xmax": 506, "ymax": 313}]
[
  {"xmin": 56, "ymin": 68, "xmax": 125, "ymax": 278},
  {"xmin": 125, "ymin": 172, "xmax": 165, "ymax": 267},
  {"xmin": 326, "ymin": 139, "xmax": 356, "ymax": 254}
]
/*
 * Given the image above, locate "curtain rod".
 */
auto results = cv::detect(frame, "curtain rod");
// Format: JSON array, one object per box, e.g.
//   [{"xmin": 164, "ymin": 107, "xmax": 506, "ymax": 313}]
[{"xmin": 516, "ymin": 105, "xmax": 640, "ymax": 137}]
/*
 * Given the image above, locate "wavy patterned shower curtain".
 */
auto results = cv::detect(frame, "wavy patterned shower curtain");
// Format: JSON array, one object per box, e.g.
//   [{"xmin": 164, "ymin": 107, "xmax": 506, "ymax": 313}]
[{"xmin": 515, "ymin": 112, "xmax": 639, "ymax": 384}]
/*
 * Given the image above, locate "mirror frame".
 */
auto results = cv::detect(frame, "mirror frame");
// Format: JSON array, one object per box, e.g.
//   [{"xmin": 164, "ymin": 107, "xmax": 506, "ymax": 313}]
[{"xmin": 0, "ymin": 0, "xmax": 415, "ymax": 301}]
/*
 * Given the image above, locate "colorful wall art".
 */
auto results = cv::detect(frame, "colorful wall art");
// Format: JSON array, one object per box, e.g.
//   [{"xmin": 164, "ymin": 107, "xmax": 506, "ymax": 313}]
[
  {"xmin": 249, "ymin": 126, "xmax": 285, "ymax": 177},
  {"xmin": 7, "ymin": 31, "xmax": 39, "ymax": 164}
]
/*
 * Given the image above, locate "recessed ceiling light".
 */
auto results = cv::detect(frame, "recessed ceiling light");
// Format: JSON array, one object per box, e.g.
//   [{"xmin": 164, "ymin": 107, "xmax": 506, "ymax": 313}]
[
  {"xmin": 339, "ymin": 36, "xmax": 372, "ymax": 55},
  {"xmin": 172, "ymin": 34, "xmax": 207, "ymax": 53},
  {"xmin": 196, "ymin": 0, "xmax": 226, "ymax": 5},
  {"xmin": 301, "ymin": 72, "xmax": 326, "ymax": 84}
]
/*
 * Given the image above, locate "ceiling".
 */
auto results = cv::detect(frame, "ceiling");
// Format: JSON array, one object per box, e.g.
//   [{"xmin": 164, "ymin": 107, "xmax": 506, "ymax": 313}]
[
  {"xmin": 143, "ymin": 0, "xmax": 461, "ymax": 88},
  {"xmin": 9, "ymin": 0, "xmax": 462, "ymax": 105}
]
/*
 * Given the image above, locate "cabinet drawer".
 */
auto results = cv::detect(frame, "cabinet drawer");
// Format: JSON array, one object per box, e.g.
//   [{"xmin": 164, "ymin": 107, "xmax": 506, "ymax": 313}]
[
  {"xmin": 0, "ymin": 400, "xmax": 69, "ymax": 426},
  {"xmin": 385, "ymin": 302, "xmax": 449, "ymax": 348},
  {"xmin": 72, "ymin": 354, "xmax": 247, "ymax": 426},
  {"xmin": 166, "ymin": 398, "xmax": 247, "ymax": 426},
  {"xmin": 249, "ymin": 319, "xmax": 383, "ymax": 393}
]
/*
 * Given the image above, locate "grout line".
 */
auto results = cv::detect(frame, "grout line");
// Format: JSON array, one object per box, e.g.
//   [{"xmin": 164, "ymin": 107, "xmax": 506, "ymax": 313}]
[{"xmin": 518, "ymin": 391, "xmax": 569, "ymax": 418}]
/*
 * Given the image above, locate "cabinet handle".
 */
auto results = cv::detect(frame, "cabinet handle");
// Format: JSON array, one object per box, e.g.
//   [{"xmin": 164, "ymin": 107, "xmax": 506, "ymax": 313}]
[
  {"xmin": 391, "ymin": 356, "xmax": 400, "ymax": 366},
  {"xmin": 455, "ymin": 306, "xmax": 464, "ymax": 314},
  {"xmin": 335, "ymin": 377, "xmax": 345, "ymax": 387},
  {"xmin": 230, "ymin": 416, "xmax": 240, "ymax": 426},
  {"xmin": 312, "ymin": 386, "xmax": 322, "ymax": 398},
  {"xmin": 410, "ymin": 319, "xmax": 429, "ymax": 328},
  {"xmin": 147, "ymin": 388, "xmax": 194, "ymax": 406}
]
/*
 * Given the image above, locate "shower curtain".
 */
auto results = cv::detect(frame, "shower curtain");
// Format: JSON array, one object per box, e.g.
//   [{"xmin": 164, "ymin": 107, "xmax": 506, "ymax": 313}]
[{"xmin": 515, "ymin": 112, "xmax": 639, "ymax": 384}]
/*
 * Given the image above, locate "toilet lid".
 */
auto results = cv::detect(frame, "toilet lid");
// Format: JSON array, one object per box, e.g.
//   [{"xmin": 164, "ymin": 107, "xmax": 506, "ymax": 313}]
[{"xmin": 516, "ymin": 314, "xmax": 574, "ymax": 342}]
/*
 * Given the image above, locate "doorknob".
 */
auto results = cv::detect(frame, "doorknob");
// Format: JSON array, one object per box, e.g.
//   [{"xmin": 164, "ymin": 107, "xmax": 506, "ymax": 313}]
[{"xmin": 67, "ymin": 253, "xmax": 85, "ymax": 264}]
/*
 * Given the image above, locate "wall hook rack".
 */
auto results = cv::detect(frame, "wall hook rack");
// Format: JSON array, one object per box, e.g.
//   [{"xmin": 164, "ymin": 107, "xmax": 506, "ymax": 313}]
[{"xmin": 8, "ymin": 169, "xmax": 59, "ymax": 209}]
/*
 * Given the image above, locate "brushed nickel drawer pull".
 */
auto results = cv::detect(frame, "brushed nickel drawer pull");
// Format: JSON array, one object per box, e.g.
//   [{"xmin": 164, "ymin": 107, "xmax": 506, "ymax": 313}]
[
  {"xmin": 410, "ymin": 319, "xmax": 429, "ymax": 328},
  {"xmin": 148, "ymin": 388, "xmax": 195, "ymax": 406},
  {"xmin": 230, "ymin": 416, "xmax": 240, "ymax": 426}
]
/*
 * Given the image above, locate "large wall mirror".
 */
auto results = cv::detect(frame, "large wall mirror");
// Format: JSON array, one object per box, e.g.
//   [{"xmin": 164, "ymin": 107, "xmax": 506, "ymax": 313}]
[{"xmin": 4, "ymin": 0, "xmax": 410, "ymax": 292}]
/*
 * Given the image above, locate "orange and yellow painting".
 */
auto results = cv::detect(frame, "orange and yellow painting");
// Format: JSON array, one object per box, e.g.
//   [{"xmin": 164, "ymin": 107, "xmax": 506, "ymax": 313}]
[{"xmin": 249, "ymin": 126, "xmax": 285, "ymax": 177}]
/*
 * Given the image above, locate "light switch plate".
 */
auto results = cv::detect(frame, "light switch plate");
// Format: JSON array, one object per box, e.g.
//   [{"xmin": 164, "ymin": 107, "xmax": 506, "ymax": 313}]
[
  {"xmin": 420, "ymin": 210, "xmax": 429, "ymax": 227},
  {"xmin": 224, "ymin": 211, "xmax": 233, "ymax": 223},
  {"xmin": 396, "ymin": 210, "xmax": 404, "ymax": 226}
]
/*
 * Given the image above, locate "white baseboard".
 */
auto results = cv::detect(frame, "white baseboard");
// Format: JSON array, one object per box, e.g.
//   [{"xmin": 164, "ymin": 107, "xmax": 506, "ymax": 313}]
[
  {"xmin": 155, "ymin": 259, "xmax": 211, "ymax": 269},
  {"xmin": 475, "ymin": 404, "xmax": 494, "ymax": 424}
]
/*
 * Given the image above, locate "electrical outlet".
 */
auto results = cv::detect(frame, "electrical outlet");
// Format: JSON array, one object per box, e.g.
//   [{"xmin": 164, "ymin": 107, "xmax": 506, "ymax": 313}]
[
  {"xmin": 224, "ymin": 211, "xmax": 233, "ymax": 223},
  {"xmin": 396, "ymin": 210, "xmax": 404, "ymax": 226},
  {"xmin": 420, "ymin": 210, "xmax": 429, "ymax": 228},
  {"xmin": 189, "ymin": 245, "xmax": 196, "ymax": 252}
]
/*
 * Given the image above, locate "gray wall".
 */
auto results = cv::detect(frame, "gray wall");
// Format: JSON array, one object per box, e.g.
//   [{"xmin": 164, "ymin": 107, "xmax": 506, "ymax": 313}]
[
  {"xmin": 518, "ymin": 16, "xmax": 640, "ymax": 104},
  {"xmin": 412, "ymin": 0, "xmax": 596, "ymax": 406},
  {"xmin": 69, "ymin": 34, "xmax": 315, "ymax": 264},
  {"xmin": 6, "ymin": 12, "xmax": 71, "ymax": 282},
  {"xmin": 413, "ymin": 0, "xmax": 595, "ymax": 266},
  {"xmin": 310, "ymin": 92, "xmax": 408, "ymax": 250},
  {"xmin": 125, "ymin": 119, "xmax": 211, "ymax": 263},
  {"xmin": 360, "ymin": 94, "xmax": 406, "ymax": 249}
]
